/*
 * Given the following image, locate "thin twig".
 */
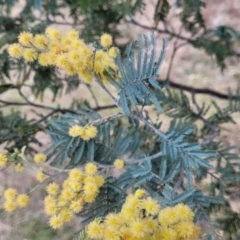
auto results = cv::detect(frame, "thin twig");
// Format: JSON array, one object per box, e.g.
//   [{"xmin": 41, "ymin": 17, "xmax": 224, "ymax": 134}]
[
  {"xmin": 207, "ymin": 171, "xmax": 226, "ymax": 187},
  {"xmin": 90, "ymin": 112, "xmax": 125, "ymax": 126},
  {"xmin": 93, "ymin": 73, "xmax": 120, "ymax": 107},
  {"xmin": 192, "ymin": 92, "xmax": 219, "ymax": 145},
  {"xmin": 130, "ymin": 113, "xmax": 166, "ymax": 139},
  {"xmin": 28, "ymin": 172, "xmax": 63, "ymax": 194},
  {"xmin": 173, "ymin": 168, "xmax": 184, "ymax": 191},
  {"xmin": 0, "ymin": 98, "xmax": 116, "ymax": 112},
  {"xmin": 166, "ymin": 25, "xmax": 184, "ymax": 81},
  {"xmin": 131, "ymin": 19, "xmax": 191, "ymax": 42},
  {"xmin": 33, "ymin": 109, "xmax": 59, "ymax": 124},
  {"xmin": 129, "ymin": 151, "xmax": 163, "ymax": 164},
  {"xmin": 87, "ymin": 85, "xmax": 99, "ymax": 108}
]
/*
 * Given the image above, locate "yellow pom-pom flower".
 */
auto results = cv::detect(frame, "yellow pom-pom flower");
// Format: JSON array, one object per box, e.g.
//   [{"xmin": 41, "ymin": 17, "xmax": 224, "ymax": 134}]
[
  {"xmin": 100, "ymin": 33, "xmax": 113, "ymax": 48},
  {"xmin": 125, "ymin": 194, "xmax": 141, "ymax": 208},
  {"xmin": 174, "ymin": 203, "xmax": 194, "ymax": 222},
  {"xmin": 69, "ymin": 125, "xmax": 85, "ymax": 137},
  {"xmin": 84, "ymin": 193, "xmax": 97, "ymax": 203},
  {"xmin": 143, "ymin": 217, "xmax": 158, "ymax": 233},
  {"xmin": 18, "ymin": 32, "xmax": 33, "ymax": 47},
  {"xmin": 105, "ymin": 213, "xmax": 121, "ymax": 228},
  {"xmin": 68, "ymin": 51, "xmax": 81, "ymax": 64},
  {"xmin": 84, "ymin": 175, "xmax": 95, "ymax": 184},
  {"xmin": 174, "ymin": 222, "xmax": 195, "ymax": 239},
  {"xmin": 69, "ymin": 168, "xmax": 84, "ymax": 181},
  {"xmin": 85, "ymin": 125, "xmax": 98, "ymax": 139},
  {"xmin": 59, "ymin": 208, "xmax": 74, "ymax": 223},
  {"xmin": 67, "ymin": 29, "xmax": 79, "ymax": 39},
  {"xmin": 44, "ymin": 195, "xmax": 56, "ymax": 205},
  {"xmin": 158, "ymin": 226, "xmax": 177, "ymax": 240},
  {"xmin": 69, "ymin": 180, "xmax": 82, "ymax": 191},
  {"xmin": 71, "ymin": 39, "xmax": 85, "ymax": 48},
  {"xmin": 104, "ymin": 227, "xmax": 120, "ymax": 240},
  {"xmin": 87, "ymin": 219, "xmax": 103, "ymax": 239},
  {"xmin": 142, "ymin": 197, "xmax": 161, "ymax": 215},
  {"xmin": 23, "ymin": 48, "xmax": 37, "ymax": 62},
  {"xmin": 34, "ymin": 153, "xmax": 46, "ymax": 163},
  {"xmin": 70, "ymin": 200, "xmax": 83, "ymax": 213},
  {"xmin": 0, "ymin": 153, "xmax": 7, "ymax": 167},
  {"xmin": 56, "ymin": 53, "xmax": 69, "ymax": 68},
  {"xmin": 158, "ymin": 206, "xmax": 179, "ymax": 226},
  {"xmin": 15, "ymin": 163, "xmax": 24, "ymax": 172},
  {"xmin": 4, "ymin": 188, "xmax": 17, "ymax": 200},
  {"xmin": 38, "ymin": 52, "xmax": 49, "ymax": 66},
  {"xmin": 46, "ymin": 183, "xmax": 59, "ymax": 196},
  {"xmin": 45, "ymin": 202, "xmax": 58, "ymax": 216},
  {"xmin": 46, "ymin": 51, "xmax": 57, "ymax": 65},
  {"xmin": 130, "ymin": 219, "xmax": 147, "ymax": 239},
  {"xmin": 134, "ymin": 189, "xmax": 145, "ymax": 198},
  {"xmin": 4, "ymin": 201, "xmax": 17, "ymax": 212},
  {"xmin": 85, "ymin": 162, "xmax": 97, "ymax": 175},
  {"xmin": 36, "ymin": 171, "xmax": 47, "ymax": 182},
  {"xmin": 61, "ymin": 188, "xmax": 75, "ymax": 201},
  {"xmin": 108, "ymin": 46, "xmax": 118, "ymax": 58},
  {"xmin": 49, "ymin": 215, "xmax": 63, "ymax": 229},
  {"xmin": 62, "ymin": 179, "xmax": 71, "ymax": 189},
  {"xmin": 77, "ymin": 69, "xmax": 94, "ymax": 84},
  {"xmin": 114, "ymin": 158, "xmax": 124, "ymax": 169},
  {"xmin": 94, "ymin": 175, "xmax": 105, "ymax": 187},
  {"xmin": 64, "ymin": 63, "xmax": 76, "ymax": 76},
  {"xmin": 45, "ymin": 27, "xmax": 60, "ymax": 39},
  {"xmin": 16, "ymin": 194, "xmax": 30, "ymax": 208},
  {"xmin": 33, "ymin": 34, "xmax": 48, "ymax": 49},
  {"xmin": 79, "ymin": 129, "xmax": 91, "ymax": 141},
  {"xmin": 8, "ymin": 43, "xmax": 22, "ymax": 58},
  {"xmin": 83, "ymin": 182, "xmax": 99, "ymax": 196},
  {"xmin": 121, "ymin": 205, "xmax": 138, "ymax": 219}
]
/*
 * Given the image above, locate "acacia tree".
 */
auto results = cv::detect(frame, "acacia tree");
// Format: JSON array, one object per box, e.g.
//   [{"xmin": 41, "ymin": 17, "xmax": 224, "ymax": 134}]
[{"xmin": 1, "ymin": 0, "xmax": 240, "ymax": 239}]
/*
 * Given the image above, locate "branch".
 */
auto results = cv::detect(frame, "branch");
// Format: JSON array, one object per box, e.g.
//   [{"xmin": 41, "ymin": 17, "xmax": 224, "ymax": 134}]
[
  {"xmin": 173, "ymin": 168, "xmax": 184, "ymax": 191},
  {"xmin": 0, "ymin": 98, "xmax": 116, "ymax": 112},
  {"xmin": 130, "ymin": 112, "xmax": 166, "ymax": 139},
  {"xmin": 130, "ymin": 19, "xmax": 191, "ymax": 42},
  {"xmin": 93, "ymin": 104, "xmax": 117, "ymax": 111},
  {"xmin": 192, "ymin": 93, "xmax": 220, "ymax": 145},
  {"xmin": 90, "ymin": 112, "xmax": 125, "ymax": 126},
  {"xmin": 159, "ymin": 78, "xmax": 240, "ymax": 100},
  {"xmin": 33, "ymin": 109, "xmax": 60, "ymax": 124}
]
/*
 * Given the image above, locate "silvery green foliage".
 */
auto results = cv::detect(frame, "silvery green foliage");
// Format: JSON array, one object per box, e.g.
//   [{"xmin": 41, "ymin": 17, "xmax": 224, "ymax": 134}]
[
  {"xmin": 44, "ymin": 34, "xmax": 226, "ymax": 229},
  {"xmin": 108, "ymin": 33, "xmax": 168, "ymax": 114},
  {"xmin": 47, "ymin": 108, "xmax": 142, "ymax": 168}
]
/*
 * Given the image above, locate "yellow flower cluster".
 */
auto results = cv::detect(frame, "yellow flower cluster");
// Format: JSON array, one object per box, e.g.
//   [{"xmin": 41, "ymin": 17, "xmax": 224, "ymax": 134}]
[
  {"xmin": 45, "ymin": 163, "xmax": 105, "ymax": 229},
  {"xmin": 8, "ymin": 28, "xmax": 118, "ymax": 84},
  {"xmin": 69, "ymin": 125, "xmax": 98, "ymax": 141},
  {"xmin": 36, "ymin": 171, "xmax": 47, "ymax": 182},
  {"xmin": 0, "ymin": 153, "xmax": 7, "ymax": 167},
  {"xmin": 3, "ymin": 188, "xmax": 30, "ymax": 212},
  {"xmin": 86, "ymin": 190, "xmax": 201, "ymax": 240}
]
